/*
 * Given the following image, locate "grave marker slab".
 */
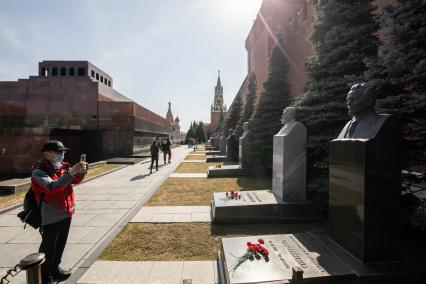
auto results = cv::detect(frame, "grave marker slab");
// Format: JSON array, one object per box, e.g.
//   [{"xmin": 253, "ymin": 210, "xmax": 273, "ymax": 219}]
[{"xmin": 218, "ymin": 233, "xmax": 353, "ymax": 284}]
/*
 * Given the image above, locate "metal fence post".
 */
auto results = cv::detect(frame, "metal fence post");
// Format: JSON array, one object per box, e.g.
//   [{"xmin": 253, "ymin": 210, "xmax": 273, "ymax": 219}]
[
  {"xmin": 291, "ymin": 266, "xmax": 304, "ymax": 284},
  {"xmin": 19, "ymin": 253, "xmax": 45, "ymax": 284}
]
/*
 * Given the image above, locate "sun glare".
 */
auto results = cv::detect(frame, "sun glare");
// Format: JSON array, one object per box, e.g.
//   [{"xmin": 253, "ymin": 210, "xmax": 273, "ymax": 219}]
[{"xmin": 222, "ymin": 0, "xmax": 262, "ymax": 19}]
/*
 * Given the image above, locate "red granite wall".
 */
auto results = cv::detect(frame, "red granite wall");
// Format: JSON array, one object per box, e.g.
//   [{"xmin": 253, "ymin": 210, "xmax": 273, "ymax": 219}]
[{"xmin": 0, "ymin": 64, "xmax": 173, "ymax": 175}]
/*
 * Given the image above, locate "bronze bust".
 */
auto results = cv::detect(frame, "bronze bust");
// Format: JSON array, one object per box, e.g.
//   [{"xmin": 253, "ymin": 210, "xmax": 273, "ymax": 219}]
[{"xmin": 338, "ymin": 83, "xmax": 389, "ymax": 139}]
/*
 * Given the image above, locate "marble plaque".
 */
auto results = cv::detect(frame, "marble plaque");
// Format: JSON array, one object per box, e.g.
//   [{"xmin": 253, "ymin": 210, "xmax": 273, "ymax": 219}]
[
  {"xmin": 213, "ymin": 190, "xmax": 277, "ymax": 208},
  {"xmin": 221, "ymin": 233, "xmax": 353, "ymax": 284}
]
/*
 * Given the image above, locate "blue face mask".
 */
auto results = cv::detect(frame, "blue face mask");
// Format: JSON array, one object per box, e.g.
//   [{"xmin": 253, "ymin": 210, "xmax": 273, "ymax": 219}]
[{"xmin": 52, "ymin": 152, "xmax": 65, "ymax": 163}]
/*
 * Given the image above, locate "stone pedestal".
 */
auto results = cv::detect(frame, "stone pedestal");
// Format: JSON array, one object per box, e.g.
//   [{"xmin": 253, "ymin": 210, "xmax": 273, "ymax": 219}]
[
  {"xmin": 226, "ymin": 134, "xmax": 238, "ymax": 162},
  {"xmin": 239, "ymin": 130, "xmax": 250, "ymax": 169},
  {"xmin": 329, "ymin": 115, "xmax": 400, "ymax": 262},
  {"xmin": 220, "ymin": 135, "xmax": 227, "ymax": 155},
  {"xmin": 272, "ymin": 123, "xmax": 307, "ymax": 201}
]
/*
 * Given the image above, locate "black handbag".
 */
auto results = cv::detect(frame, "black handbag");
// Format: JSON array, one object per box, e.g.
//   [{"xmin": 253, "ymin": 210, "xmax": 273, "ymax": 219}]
[{"xmin": 17, "ymin": 188, "xmax": 44, "ymax": 230}]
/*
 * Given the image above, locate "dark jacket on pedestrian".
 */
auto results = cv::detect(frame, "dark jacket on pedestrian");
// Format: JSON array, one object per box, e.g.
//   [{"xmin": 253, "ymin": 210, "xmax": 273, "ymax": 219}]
[
  {"xmin": 161, "ymin": 139, "xmax": 171, "ymax": 151},
  {"xmin": 150, "ymin": 140, "xmax": 160, "ymax": 158}
]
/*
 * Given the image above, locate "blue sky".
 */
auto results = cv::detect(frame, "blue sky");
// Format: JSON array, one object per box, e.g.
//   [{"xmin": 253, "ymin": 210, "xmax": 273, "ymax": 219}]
[{"xmin": 0, "ymin": 0, "xmax": 262, "ymax": 131}]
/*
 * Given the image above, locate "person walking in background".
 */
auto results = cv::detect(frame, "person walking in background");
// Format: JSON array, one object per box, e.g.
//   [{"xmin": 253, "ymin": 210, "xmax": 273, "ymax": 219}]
[
  {"xmin": 161, "ymin": 136, "xmax": 172, "ymax": 164},
  {"xmin": 31, "ymin": 140, "xmax": 87, "ymax": 283},
  {"xmin": 150, "ymin": 137, "xmax": 160, "ymax": 173}
]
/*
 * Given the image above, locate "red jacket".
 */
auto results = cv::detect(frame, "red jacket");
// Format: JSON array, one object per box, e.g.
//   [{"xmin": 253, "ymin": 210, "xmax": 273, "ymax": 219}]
[{"xmin": 31, "ymin": 159, "xmax": 83, "ymax": 218}]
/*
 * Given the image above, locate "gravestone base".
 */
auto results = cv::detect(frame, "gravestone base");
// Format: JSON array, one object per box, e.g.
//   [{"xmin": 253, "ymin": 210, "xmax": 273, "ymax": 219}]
[
  {"xmin": 206, "ymin": 155, "xmax": 228, "ymax": 162},
  {"xmin": 207, "ymin": 165, "xmax": 250, "ymax": 177},
  {"xmin": 218, "ymin": 232, "xmax": 426, "ymax": 284},
  {"xmin": 206, "ymin": 150, "xmax": 221, "ymax": 156},
  {"xmin": 211, "ymin": 190, "xmax": 322, "ymax": 224}
]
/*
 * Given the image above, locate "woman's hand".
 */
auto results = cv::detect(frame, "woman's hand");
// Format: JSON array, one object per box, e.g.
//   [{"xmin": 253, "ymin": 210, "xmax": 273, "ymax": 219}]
[{"xmin": 70, "ymin": 162, "xmax": 87, "ymax": 176}]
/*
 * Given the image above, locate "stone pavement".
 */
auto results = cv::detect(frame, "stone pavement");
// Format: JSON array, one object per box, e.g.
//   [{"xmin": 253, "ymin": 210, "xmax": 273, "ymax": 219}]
[
  {"xmin": 0, "ymin": 146, "xmax": 192, "ymax": 284},
  {"xmin": 131, "ymin": 206, "xmax": 211, "ymax": 223},
  {"xmin": 77, "ymin": 260, "xmax": 218, "ymax": 284}
]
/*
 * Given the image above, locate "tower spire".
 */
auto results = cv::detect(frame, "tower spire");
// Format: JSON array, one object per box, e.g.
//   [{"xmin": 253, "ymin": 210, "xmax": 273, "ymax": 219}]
[{"xmin": 217, "ymin": 70, "xmax": 221, "ymax": 87}]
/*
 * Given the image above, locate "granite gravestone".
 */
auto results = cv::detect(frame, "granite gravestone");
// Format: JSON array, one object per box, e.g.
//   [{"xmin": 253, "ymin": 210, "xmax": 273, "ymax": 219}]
[
  {"xmin": 226, "ymin": 129, "xmax": 238, "ymax": 162},
  {"xmin": 239, "ymin": 122, "xmax": 251, "ymax": 169},
  {"xmin": 272, "ymin": 107, "xmax": 307, "ymax": 201},
  {"xmin": 220, "ymin": 134, "xmax": 227, "ymax": 155},
  {"xmin": 329, "ymin": 83, "xmax": 400, "ymax": 262}
]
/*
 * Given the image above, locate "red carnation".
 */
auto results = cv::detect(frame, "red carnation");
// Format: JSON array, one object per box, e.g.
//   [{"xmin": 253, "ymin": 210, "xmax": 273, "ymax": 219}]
[
  {"xmin": 258, "ymin": 239, "xmax": 264, "ymax": 244},
  {"xmin": 247, "ymin": 242, "xmax": 252, "ymax": 247}
]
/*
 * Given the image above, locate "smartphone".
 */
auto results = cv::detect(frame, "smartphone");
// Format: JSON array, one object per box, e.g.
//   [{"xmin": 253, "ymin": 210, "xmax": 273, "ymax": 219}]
[{"xmin": 80, "ymin": 154, "xmax": 86, "ymax": 162}]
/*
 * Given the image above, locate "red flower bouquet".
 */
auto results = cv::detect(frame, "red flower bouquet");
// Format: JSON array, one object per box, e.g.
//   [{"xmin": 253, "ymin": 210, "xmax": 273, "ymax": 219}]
[
  {"xmin": 229, "ymin": 239, "xmax": 269, "ymax": 272},
  {"xmin": 226, "ymin": 191, "xmax": 241, "ymax": 200}
]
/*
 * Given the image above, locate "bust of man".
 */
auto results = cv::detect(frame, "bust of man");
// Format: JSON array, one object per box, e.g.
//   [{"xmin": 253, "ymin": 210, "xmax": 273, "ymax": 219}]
[
  {"xmin": 241, "ymin": 122, "xmax": 249, "ymax": 137},
  {"xmin": 227, "ymin": 128, "xmax": 234, "ymax": 139},
  {"xmin": 338, "ymin": 83, "xmax": 388, "ymax": 139},
  {"xmin": 277, "ymin": 107, "xmax": 304, "ymax": 135}
]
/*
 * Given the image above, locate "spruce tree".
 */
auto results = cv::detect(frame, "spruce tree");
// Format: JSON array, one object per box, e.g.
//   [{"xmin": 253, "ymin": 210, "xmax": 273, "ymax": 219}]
[
  {"xmin": 223, "ymin": 95, "xmax": 242, "ymax": 134},
  {"xmin": 185, "ymin": 125, "xmax": 195, "ymax": 143},
  {"xmin": 215, "ymin": 110, "xmax": 224, "ymax": 134},
  {"xmin": 366, "ymin": 0, "xmax": 426, "ymax": 166},
  {"xmin": 247, "ymin": 35, "xmax": 291, "ymax": 169},
  {"xmin": 236, "ymin": 73, "xmax": 257, "ymax": 137},
  {"xmin": 195, "ymin": 121, "xmax": 207, "ymax": 142},
  {"xmin": 295, "ymin": 0, "xmax": 379, "ymax": 172}
]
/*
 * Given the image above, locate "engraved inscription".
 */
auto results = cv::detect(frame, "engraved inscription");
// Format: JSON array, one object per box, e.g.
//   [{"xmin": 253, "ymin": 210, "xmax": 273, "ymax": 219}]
[
  {"xmin": 268, "ymin": 240, "xmax": 290, "ymax": 270},
  {"xmin": 245, "ymin": 192, "xmax": 257, "ymax": 203},
  {"xmin": 282, "ymin": 239, "xmax": 309, "ymax": 269},
  {"xmin": 288, "ymin": 235, "xmax": 326, "ymax": 273},
  {"xmin": 252, "ymin": 192, "xmax": 262, "ymax": 202}
]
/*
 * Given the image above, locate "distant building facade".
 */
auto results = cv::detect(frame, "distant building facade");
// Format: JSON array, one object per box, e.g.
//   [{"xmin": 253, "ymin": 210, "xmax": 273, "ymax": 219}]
[
  {"xmin": 0, "ymin": 60, "xmax": 173, "ymax": 175},
  {"xmin": 210, "ymin": 71, "xmax": 227, "ymax": 133},
  {"xmin": 165, "ymin": 101, "xmax": 181, "ymax": 135}
]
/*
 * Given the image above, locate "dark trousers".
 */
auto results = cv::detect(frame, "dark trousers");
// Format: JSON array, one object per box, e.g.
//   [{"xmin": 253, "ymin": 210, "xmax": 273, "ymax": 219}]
[
  {"xmin": 39, "ymin": 217, "xmax": 71, "ymax": 282},
  {"xmin": 163, "ymin": 149, "xmax": 171, "ymax": 162},
  {"xmin": 150, "ymin": 154, "xmax": 158, "ymax": 170}
]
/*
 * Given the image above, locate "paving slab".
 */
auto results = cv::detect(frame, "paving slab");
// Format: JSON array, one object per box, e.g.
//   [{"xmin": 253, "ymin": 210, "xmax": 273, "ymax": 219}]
[
  {"xmin": 147, "ymin": 261, "xmax": 184, "ymax": 284},
  {"xmin": 76, "ymin": 261, "xmax": 217, "ymax": 284},
  {"xmin": 180, "ymin": 160, "xmax": 206, "ymax": 163},
  {"xmin": 169, "ymin": 173, "xmax": 207, "ymax": 178},
  {"xmin": 131, "ymin": 206, "xmax": 211, "ymax": 223},
  {"xmin": 182, "ymin": 261, "xmax": 217, "ymax": 284}
]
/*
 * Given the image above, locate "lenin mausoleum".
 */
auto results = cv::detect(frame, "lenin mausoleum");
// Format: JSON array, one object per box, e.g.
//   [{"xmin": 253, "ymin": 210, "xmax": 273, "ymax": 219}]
[{"xmin": 0, "ymin": 60, "xmax": 179, "ymax": 176}]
